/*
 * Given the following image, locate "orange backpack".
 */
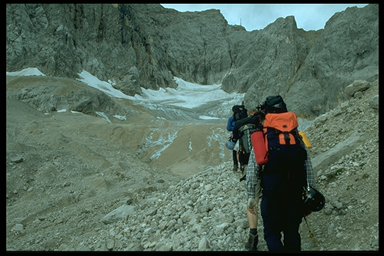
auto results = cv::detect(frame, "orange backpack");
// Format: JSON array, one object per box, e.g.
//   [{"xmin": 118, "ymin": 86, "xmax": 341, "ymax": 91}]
[{"xmin": 252, "ymin": 112, "xmax": 306, "ymax": 166}]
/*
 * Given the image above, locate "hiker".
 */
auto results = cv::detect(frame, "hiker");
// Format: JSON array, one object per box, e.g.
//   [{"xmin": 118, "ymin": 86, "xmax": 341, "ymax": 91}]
[
  {"xmin": 235, "ymin": 108, "xmax": 263, "ymax": 179},
  {"xmin": 226, "ymin": 112, "xmax": 240, "ymax": 172},
  {"xmin": 232, "ymin": 104, "xmax": 257, "ymax": 175},
  {"xmin": 244, "ymin": 155, "xmax": 261, "ymax": 251},
  {"xmin": 240, "ymin": 105, "xmax": 265, "ymax": 251},
  {"xmin": 244, "ymin": 95, "xmax": 318, "ymax": 252},
  {"xmin": 227, "ymin": 104, "xmax": 248, "ymax": 172}
]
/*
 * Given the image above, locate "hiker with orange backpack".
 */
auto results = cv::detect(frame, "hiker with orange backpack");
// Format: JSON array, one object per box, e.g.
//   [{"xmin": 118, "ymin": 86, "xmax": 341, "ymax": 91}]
[{"xmin": 244, "ymin": 95, "xmax": 324, "ymax": 251}]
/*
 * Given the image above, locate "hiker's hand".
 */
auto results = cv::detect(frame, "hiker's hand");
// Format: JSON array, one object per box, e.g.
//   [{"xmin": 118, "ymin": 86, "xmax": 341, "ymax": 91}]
[{"xmin": 247, "ymin": 198, "xmax": 257, "ymax": 214}]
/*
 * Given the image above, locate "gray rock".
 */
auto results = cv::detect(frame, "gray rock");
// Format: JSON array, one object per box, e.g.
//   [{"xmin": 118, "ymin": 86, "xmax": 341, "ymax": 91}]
[
  {"xmin": 10, "ymin": 155, "xmax": 24, "ymax": 163},
  {"xmin": 101, "ymin": 204, "xmax": 136, "ymax": 224},
  {"xmin": 312, "ymin": 131, "xmax": 364, "ymax": 171},
  {"xmin": 344, "ymin": 80, "xmax": 370, "ymax": 98},
  {"xmin": 13, "ymin": 223, "xmax": 24, "ymax": 232},
  {"xmin": 198, "ymin": 236, "xmax": 210, "ymax": 250},
  {"xmin": 370, "ymin": 95, "xmax": 379, "ymax": 110}
]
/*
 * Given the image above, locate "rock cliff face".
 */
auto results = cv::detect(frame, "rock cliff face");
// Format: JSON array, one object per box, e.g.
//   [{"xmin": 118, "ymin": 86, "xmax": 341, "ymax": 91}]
[
  {"xmin": 283, "ymin": 5, "xmax": 379, "ymax": 116},
  {"xmin": 6, "ymin": 4, "xmax": 378, "ymax": 117}
]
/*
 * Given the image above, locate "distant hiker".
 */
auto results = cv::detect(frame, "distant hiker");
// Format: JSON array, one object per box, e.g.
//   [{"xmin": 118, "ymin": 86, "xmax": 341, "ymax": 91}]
[
  {"xmin": 227, "ymin": 103, "xmax": 248, "ymax": 172},
  {"xmin": 234, "ymin": 106, "xmax": 263, "ymax": 179},
  {"xmin": 231, "ymin": 103, "xmax": 255, "ymax": 175},
  {"xmin": 226, "ymin": 112, "xmax": 239, "ymax": 172},
  {"xmin": 244, "ymin": 95, "xmax": 321, "ymax": 252}
]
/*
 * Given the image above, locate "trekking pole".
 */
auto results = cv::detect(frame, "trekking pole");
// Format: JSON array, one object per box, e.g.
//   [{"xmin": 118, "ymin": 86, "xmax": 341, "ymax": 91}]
[{"xmin": 303, "ymin": 216, "xmax": 321, "ymax": 249}]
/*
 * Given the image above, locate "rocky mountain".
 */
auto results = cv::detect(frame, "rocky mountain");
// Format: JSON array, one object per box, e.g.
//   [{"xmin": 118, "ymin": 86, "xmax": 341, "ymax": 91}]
[
  {"xmin": 6, "ymin": 3, "xmax": 379, "ymax": 252},
  {"xmin": 6, "ymin": 3, "xmax": 378, "ymax": 117}
]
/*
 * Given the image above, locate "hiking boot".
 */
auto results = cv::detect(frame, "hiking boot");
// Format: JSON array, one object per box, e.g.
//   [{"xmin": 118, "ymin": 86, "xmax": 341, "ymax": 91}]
[{"xmin": 245, "ymin": 233, "xmax": 258, "ymax": 251}]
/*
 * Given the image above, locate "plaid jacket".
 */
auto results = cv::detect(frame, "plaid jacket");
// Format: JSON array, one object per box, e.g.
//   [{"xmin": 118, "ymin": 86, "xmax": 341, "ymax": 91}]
[{"xmin": 246, "ymin": 146, "xmax": 317, "ymax": 200}]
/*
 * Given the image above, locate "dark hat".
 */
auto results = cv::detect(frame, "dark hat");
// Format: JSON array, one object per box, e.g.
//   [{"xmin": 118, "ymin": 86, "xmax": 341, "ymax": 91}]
[{"xmin": 262, "ymin": 95, "xmax": 287, "ymax": 113}]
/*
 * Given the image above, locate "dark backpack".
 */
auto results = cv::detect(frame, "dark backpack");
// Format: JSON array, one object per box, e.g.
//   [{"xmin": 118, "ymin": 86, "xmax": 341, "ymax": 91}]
[
  {"xmin": 232, "ymin": 105, "xmax": 248, "ymax": 141},
  {"xmin": 261, "ymin": 112, "xmax": 308, "ymax": 190},
  {"xmin": 253, "ymin": 95, "xmax": 302, "ymax": 167},
  {"xmin": 238, "ymin": 123, "xmax": 257, "ymax": 154}
]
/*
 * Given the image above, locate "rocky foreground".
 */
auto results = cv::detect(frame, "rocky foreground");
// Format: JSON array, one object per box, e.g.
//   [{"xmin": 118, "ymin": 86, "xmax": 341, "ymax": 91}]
[{"xmin": 6, "ymin": 79, "xmax": 378, "ymax": 251}]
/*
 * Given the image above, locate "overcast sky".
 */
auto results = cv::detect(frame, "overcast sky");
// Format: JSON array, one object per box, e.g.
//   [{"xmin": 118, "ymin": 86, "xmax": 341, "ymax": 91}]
[{"xmin": 161, "ymin": 3, "xmax": 368, "ymax": 31}]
